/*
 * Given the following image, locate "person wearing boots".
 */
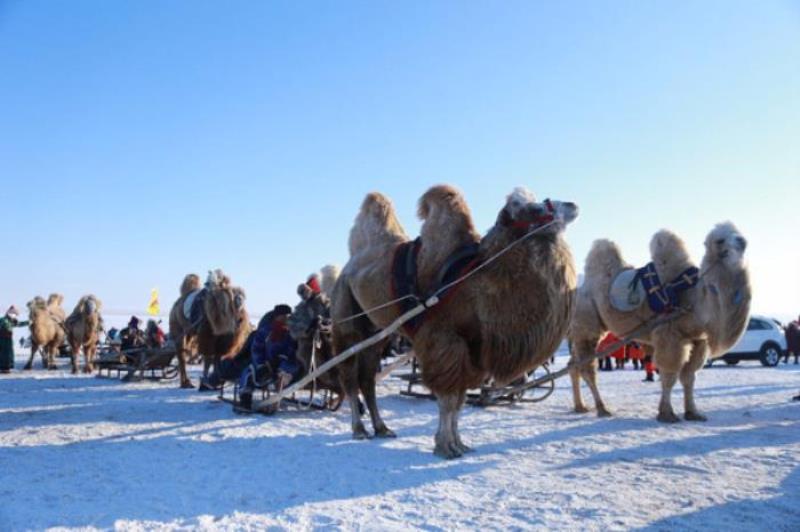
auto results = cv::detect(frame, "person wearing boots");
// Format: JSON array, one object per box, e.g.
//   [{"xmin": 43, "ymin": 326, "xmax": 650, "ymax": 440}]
[
  {"xmin": 783, "ymin": 315, "xmax": 799, "ymax": 364},
  {"xmin": 0, "ymin": 306, "xmax": 29, "ymax": 373}
]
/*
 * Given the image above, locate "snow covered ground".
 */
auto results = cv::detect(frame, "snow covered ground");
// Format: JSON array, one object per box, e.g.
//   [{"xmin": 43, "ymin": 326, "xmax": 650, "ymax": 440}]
[{"xmin": 1, "ymin": 351, "xmax": 798, "ymax": 531}]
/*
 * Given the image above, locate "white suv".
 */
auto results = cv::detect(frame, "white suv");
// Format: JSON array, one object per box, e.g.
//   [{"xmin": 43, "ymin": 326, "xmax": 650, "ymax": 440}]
[{"xmin": 707, "ymin": 315, "xmax": 787, "ymax": 367}]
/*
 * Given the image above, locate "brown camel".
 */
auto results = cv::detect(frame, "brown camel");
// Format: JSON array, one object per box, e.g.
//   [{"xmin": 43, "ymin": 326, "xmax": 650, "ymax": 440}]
[
  {"xmin": 569, "ymin": 222, "xmax": 751, "ymax": 422},
  {"xmin": 169, "ymin": 270, "xmax": 250, "ymax": 389},
  {"xmin": 24, "ymin": 294, "xmax": 66, "ymax": 370},
  {"xmin": 332, "ymin": 185, "xmax": 578, "ymax": 458},
  {"xmin": 65, "ymin": 295, "xmax": 103, "ymax": 373}
]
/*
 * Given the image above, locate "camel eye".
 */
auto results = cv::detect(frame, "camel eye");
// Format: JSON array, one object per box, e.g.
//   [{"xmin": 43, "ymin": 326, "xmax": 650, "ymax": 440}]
[{"xmin": 715, "ymin": 238, "xmax": 725, "ymax": 245}]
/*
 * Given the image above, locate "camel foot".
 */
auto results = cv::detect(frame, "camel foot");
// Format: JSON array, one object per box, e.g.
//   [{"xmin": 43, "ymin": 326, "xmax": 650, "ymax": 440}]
[
  {"xmin": 574, "ymin": 404, "xmax": 589, "ymax": 414},
  {"xmin": 597, "ymin": 407, "xmax": 613, "ymax": 418},
  {"xmin": 684, "ymin": 411, "xmax": 708, "ymax": 422},
  {"xmin": 22, "ymin": 364, "xmax": 32, "ymax": 371},
  {"xmin": 83, "ymin": 366, "xmax": 93, "ymax": 374},
  {"xmin": 434, "ymin": 442, "xmax": 464, "ymax": 460},
  {"xmin": 657, "ymin": 411, "xmax": 681, "ymax": 423},
  {"xmin": 71, "ymin": 368, "xmax": 79, "ymax": 375},
  {"xmin": 352, "ymin": 423, "xmax": 370, "ymax": 440},
  {"xmin": 180, "ymin": 380, "xmax": 194, "ymax": 389},
  {"xmin": 374, "ymin": 426, "xmax": 396, "ymax": 439},
  {"xmin": 454, "ymin": 438, "xmax": 474, "ymax": 454}
]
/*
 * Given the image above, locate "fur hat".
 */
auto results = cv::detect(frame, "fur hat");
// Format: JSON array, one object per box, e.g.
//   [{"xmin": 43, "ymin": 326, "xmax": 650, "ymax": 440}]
[
  {"xmin": 129, "ymin": 316, "xmax": 140, "ymax": 327},
  {"xmin": 306, "ymin": 274, "xmax": 321, "ymax": 294},
  {"xmin": 273, "ymin": 304, "xmax": 292, "ymax": 317}
]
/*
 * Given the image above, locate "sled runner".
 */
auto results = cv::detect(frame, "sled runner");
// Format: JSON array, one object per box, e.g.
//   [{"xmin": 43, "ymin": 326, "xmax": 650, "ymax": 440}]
[
  {"xmin": 95, "ymin": 344, "xmax": 179, "ymax": 381},
  {"xmin": 398, "ymin": 356, "xmax": 555, "ymax": 407}
]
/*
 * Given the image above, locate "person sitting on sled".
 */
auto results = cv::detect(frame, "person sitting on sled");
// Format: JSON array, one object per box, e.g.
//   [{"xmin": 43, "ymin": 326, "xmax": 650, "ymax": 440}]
[{"xmin": 119, "ymin": 316, "xmax": 146, "ymax": 352}]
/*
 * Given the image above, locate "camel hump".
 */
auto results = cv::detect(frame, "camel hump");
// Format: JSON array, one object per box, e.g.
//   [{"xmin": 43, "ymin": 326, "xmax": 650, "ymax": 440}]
[
  {"xmin": 585, "ymin": 239, "xmax": 625, "ymax": 279},
  {"xmin": 180, "ymin": 274, "xmax": 201, "ymax": 296},
  {"xmin": 319, "ymin": 264, "xmax": 340, "ymax": 296},
  {"xmin": 650, "ymin": 229, "xmax": 690, "ymax": 267},
  {"xmin": 417, "ymin": 184, "xmax": 471, "ymax": 221},
  {"xmin": 46, "ymin": 293, "xmax": 64, "ymax": 307},
  {"xmin": 349, "ymin": 192, "xmax": 408, "ymax": 254}
]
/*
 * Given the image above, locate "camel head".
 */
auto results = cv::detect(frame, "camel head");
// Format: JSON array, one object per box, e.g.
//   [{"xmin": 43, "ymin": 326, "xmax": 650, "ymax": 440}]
[
  {"xmin": 78, "ymin": 295, "xmax": 101, "ymax": 317},
  {"xmin": 704, "ymin": 222, "xmax": 747, "ymax": 270},
  {"xmin": 27, "ymin": 296, "xmax": 47, "ymax": 317},
  {"xmin": 496, "ymin": 187, "xmax": 578, "ymax": 235},
  {"xmin": 203, "ymin": 280, "xmax": 246, "ymax": 336},
  {"xmin": 46, "ymin": 293, "xmax": 64, "ymax": 308}
]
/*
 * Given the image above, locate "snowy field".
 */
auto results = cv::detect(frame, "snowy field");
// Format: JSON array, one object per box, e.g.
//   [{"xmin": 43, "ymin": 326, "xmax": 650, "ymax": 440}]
[{"xmin": 1, "ymin": 351, "xmax": 799, "ymax": 531}]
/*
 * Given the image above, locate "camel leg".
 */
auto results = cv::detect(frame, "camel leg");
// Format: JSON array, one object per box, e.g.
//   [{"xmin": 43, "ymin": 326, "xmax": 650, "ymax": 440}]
[
  {"xmin": 569, "ymin": 364, "xmax": 589, "ymax": 413},
  {"xmin": 174, "ymin": 336, "xmax": 193, "ymax": 389},
  {"xmin": 581, "ymin": 361, "xmax": 612, "ymax": 417},
  {"xmin": 682, "ymin": 340, "xmax": 708, "ymax": 421},
  {"xmin": 451, "ymin": 390, "xmax": 472, "ymax": 454},
  {"xmin": 657, "ymin": 372, "xmax": 680, "ymax": 423},
  {"xmin": 70, "ymin": 343, "xmax": 80, "ymax": 374},
  {"xmin": 434, "ymin": 393, "xmax": 464, "ymax": 459},
  {"xmin": 83, "ymin": 343, "xmax": 95, "ymax": 373},
  {"xmin": 24, "ymin": 343, "xmax": 38, "ymax": 370},
  {"xmin": 359, "ymin": 344, "xmax": 395, "ymax": 438},
  {"xmin": 342, "ymin": 357, "xmax": 369, "ymax": 439}
]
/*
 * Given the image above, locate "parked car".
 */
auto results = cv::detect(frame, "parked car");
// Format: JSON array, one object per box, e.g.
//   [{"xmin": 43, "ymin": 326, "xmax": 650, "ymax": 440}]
[{"xmin": 707, "ymin": 315, "xmax": 787, "ymax": 367}]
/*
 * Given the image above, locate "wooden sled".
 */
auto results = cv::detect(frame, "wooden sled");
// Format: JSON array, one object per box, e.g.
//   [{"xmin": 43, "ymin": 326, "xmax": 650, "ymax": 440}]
[
  {"xmin": 398, "ymin": 356, "xmax": 555, "ymax": 407},
  {"xmin": 95, "ymin": 344, "xmax": 179, "ymax": 381},
  {"xmin": 218, "ymin": 364, "xmax": 344, "ymax": 415}
]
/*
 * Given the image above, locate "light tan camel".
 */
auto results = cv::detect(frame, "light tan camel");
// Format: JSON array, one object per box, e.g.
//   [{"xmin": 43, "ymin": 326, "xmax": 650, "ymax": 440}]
[
  {"xmin": 65, "ymin": 295, "xmax": 103, "ymax": 373},
  {"xmin": 169, "ymin": 270, "xmax": 250, "ymax": 389},
  {"xmin": 569, "ymin": 222, "xmax": 751, "ymax": 422},
  {"xmin": 332, "ymin": 185, "xmax": 578, "ymax": 457},
  {"xmin": 24, "ymin": 294, "xmax": 66, "ymax": 370}
]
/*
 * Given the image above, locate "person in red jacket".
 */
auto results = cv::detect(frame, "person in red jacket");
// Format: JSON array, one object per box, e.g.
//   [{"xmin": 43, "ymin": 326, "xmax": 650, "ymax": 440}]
[
  {"xmin": 597, "ymin": 332, "xmax": 624, "ymax": 372},
  {"xmin": 627, "ymin": 341, "xmax": 645, "ymax": 370}
]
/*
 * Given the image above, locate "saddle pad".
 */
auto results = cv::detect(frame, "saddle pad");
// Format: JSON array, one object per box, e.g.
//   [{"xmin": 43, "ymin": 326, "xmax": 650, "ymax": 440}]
[
  {"xmin": 183, "ymin": 289, "xmax": 201, "ymax": 321},
  {"xmin": 609, "ymin": 268, "xmax": 645, "ymax": 312}
]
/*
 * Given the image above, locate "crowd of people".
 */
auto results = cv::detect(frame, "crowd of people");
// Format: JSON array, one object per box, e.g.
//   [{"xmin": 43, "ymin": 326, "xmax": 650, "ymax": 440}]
[{"xmin": 596, "ymin": 332, "xmax": 657, "ymax": 382}]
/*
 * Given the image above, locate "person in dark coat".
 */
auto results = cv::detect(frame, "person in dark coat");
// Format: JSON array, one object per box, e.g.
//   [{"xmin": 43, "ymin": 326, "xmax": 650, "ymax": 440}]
[
  {"xmin": 119, "ymin": 316, "xmax": 146, "ymax": 351},
  {"xmin": 1, "ymin": 306, "xmax": 29, "ymax": 373},
  {"xmin": 783, "ymin": 316, "xmax": 799, "ymax": 364}
]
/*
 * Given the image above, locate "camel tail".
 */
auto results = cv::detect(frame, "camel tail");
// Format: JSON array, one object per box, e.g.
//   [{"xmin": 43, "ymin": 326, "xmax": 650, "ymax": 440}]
[
  {"xmin": 180, "ymin": 274, "xmax": 201, "ymax": 296},
  {"xmin": 348, "ymin": 192, "xmax": 408, "ymax": 255}
]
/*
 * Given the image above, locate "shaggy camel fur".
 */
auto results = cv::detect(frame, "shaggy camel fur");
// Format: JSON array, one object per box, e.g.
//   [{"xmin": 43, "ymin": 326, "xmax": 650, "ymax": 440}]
[
  {"xmin": 569, "ymin": 222, "xmax": 751, "ymax": 422},
  {"xmin": 65, "ymin": 295, "xmax": 103, "ymax": 373},
  {"xmin": 24, "ymin": 294, "xmax": 66, "ymax": 370},
  {"xmin": 332, "ymin": 185, "xmax": 578, "ymax": 458},
  {"xmin": 169, "ymin": 270, "xmax": 250, "ymax": 389}
]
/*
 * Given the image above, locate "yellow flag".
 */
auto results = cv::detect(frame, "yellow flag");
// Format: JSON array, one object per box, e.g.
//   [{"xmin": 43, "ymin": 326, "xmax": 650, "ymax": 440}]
[{"xmin": 147, "ymin": 288, "xmax": 160, "ymax": 316}]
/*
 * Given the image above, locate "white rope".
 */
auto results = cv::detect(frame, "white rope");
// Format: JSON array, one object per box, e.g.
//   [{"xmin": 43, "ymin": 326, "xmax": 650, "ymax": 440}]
[{"xmin": 335, "ymin": 220, "xmax": 557, "ymax": 325}]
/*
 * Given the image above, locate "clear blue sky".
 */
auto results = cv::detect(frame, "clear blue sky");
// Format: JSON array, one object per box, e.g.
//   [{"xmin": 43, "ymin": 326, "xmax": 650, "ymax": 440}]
[{"xmin": 1, "ymin": 1, "xmax": 798, "ymax": 322}]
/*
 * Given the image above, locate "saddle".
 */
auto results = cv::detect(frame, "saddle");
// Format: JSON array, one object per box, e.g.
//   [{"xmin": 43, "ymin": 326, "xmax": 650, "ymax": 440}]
[
  {"xmin": 609, "ymin": 262, "xmax": 699, "ymax": 314},
  {"xmin": 391, "ymin": 238, "xmax": 482, "ymax": 335}
]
